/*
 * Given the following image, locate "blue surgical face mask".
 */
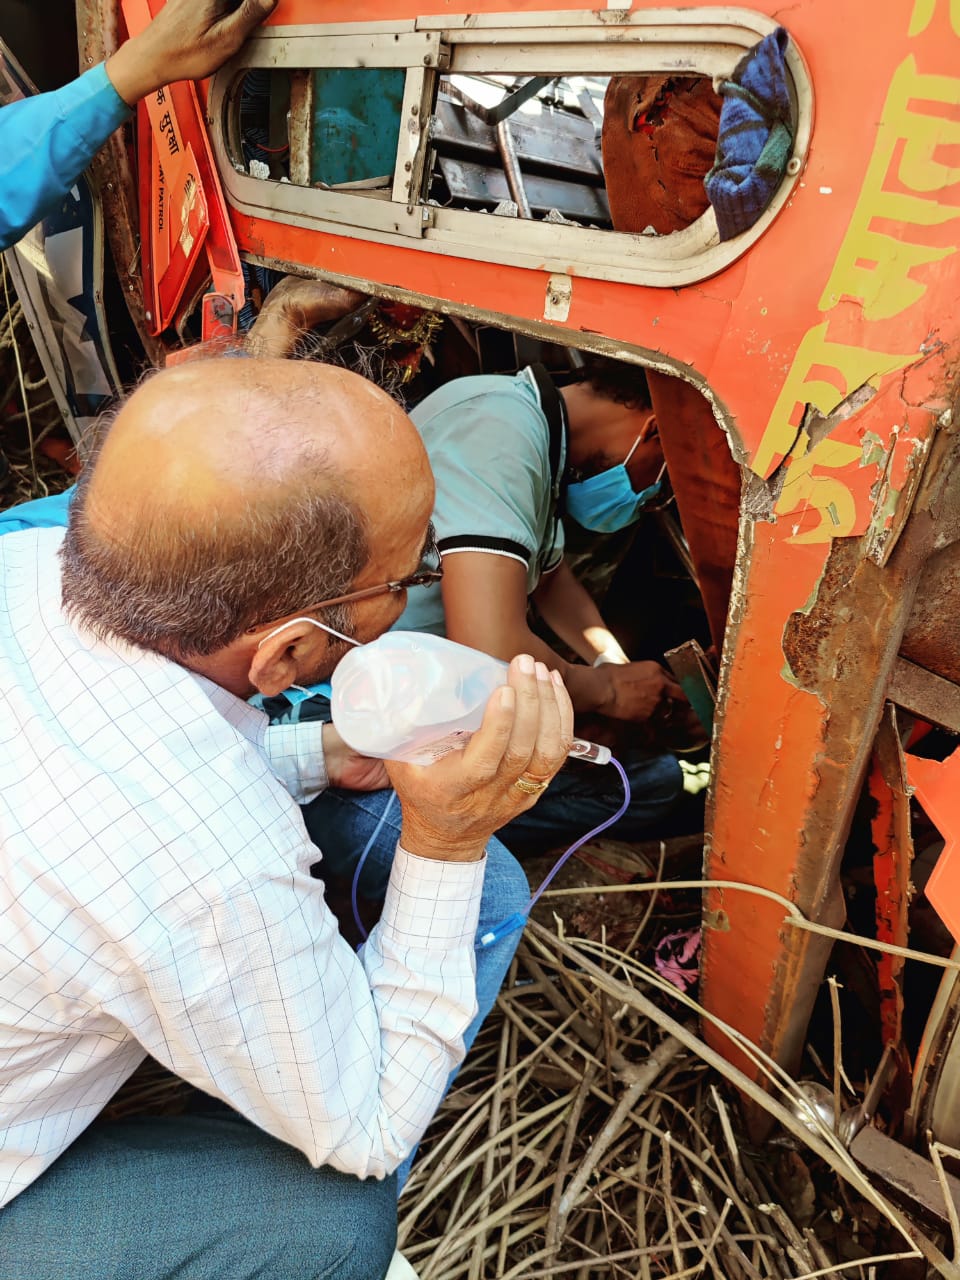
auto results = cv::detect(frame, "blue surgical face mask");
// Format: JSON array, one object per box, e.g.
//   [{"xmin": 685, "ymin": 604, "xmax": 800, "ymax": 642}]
[
  {"xmin": 565, "ymin": 437, "xmax": 666, "ymax": 533},
  {"xmin": 258, "ymin": 616, "xmax": 360, "ymax": 705}
]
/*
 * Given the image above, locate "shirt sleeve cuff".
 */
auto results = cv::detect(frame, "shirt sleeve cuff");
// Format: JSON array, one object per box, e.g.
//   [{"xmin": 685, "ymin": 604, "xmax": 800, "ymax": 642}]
[
  {"xmin": 90, "ymin": 61, "xmax": 134, "ymax": 123},
  {"xmin": 379, "ymin": 845, "xmax": 485, "ymax": 950},
  {"xmin": 262, "ymin": 720, "xmax": 329, "ymax": 803},
  {"xmin": 437, "ymin": 534, "xmax": 532, "ymax": 567}
]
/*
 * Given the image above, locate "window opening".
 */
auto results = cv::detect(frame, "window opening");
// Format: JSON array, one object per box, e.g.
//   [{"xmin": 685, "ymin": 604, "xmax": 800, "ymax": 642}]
[
  {"xmin": 210, "ymin": 12, "xmax": 811, "ymax": 285},
  {"xmin": 429, "ymin": 73, "xmax": 612, "ymax": 227}
]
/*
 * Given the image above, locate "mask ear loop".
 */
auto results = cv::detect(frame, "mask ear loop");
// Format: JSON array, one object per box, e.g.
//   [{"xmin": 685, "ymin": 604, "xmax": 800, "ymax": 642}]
[
  {"xmin": 622, "ymin": 434, "xmax": 643, "ymax": 467},
  {"xmin": 624, "ymin": 443, "xmax": 669, "ymax": 502}
]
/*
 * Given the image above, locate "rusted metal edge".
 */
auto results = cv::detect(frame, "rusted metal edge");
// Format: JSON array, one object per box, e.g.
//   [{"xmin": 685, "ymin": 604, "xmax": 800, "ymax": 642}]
[
  {"xmin": 77, "ymin": 0, "xmax": 166, "ymax": 369},
  {"xmin": 868, "ymin": 705, "xmax": 914, "ymax": 1106}
]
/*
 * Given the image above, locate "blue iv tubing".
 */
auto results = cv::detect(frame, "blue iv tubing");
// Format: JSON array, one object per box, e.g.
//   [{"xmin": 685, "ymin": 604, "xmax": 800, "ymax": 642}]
[
  {"xmin": 350, "ymin": 756, "xmax": 631, "ymax": 946},
  {"xmin": 351, "ymin": 792, "xmax": 398, "ymax": 943}
]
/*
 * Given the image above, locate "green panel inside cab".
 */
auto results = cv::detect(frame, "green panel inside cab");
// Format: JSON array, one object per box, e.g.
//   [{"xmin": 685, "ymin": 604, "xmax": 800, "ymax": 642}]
[{"xmin": 310, "ymin": 68, "xmax": 405, "ymax": 187}]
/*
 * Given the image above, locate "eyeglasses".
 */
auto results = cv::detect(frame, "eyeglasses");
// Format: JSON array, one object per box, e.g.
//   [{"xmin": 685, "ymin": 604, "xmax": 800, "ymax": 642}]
[{"xmin": 298, "ymin": 522, "xmax": 443, "ymax": 614}]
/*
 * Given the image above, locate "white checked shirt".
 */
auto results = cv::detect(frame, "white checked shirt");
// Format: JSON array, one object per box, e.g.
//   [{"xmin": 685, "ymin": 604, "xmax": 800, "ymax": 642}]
[{"xmin": 0, "ymin": 528, "xmax": 483, "ymax": 1206}]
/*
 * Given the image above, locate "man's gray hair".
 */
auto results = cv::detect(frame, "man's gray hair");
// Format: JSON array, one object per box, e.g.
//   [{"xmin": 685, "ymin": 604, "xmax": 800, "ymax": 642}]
[{"xmin": 60, "ymin": 453, "xmax": 369, "ymax": 659}]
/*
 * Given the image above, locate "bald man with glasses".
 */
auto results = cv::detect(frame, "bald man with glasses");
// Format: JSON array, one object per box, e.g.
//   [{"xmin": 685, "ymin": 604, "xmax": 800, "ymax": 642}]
[{"xmin": 0, "ymin": 356, "xmax": 567, "ymax": 1280}]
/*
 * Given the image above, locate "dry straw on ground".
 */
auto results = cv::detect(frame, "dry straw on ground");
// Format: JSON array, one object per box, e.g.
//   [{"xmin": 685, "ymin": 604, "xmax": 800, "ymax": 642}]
[{"xmin": 398, "ymin": 905, "xmax": 952, "ymax": 1280}]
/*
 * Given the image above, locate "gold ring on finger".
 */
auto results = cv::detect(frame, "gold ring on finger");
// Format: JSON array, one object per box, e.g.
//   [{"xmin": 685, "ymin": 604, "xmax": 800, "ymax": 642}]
[{"xmin": 513, "ymin": 775, "xmax": 551, "ymax": 797}]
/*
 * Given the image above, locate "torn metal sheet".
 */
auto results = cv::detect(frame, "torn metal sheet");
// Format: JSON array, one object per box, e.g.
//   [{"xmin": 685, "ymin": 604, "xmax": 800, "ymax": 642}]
[
  {"xmin": 705, "ymin": 422, "xmax": 960, "ymax": 1135},
  {"xmin": 765, "ymin": 376, "xmax": 930, "ymax": 550},
  {"xmin": 664, "ymin": 639, "xmax": 717, "ymax": 737},
  {"xmin": 906, "ymin": 747, "xmax": 960, "ymax": 951},
  {"xmin": 901, "ymin": 540, "xmax": 960, "ymax": 689}
]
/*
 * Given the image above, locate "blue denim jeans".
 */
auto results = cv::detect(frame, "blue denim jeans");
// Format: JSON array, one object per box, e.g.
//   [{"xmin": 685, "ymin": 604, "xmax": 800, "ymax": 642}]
[
  {"xmin": 0, "ymin": 1111, "xmax": 398, "ymax": 1280},
  {"xmin": 295, "ymin": 693, "xmax": 681, "ymax": 860}
]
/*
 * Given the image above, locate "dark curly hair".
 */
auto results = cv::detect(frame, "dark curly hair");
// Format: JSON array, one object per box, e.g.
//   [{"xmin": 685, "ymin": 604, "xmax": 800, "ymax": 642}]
[{"xmin": 572, "ymin": 353, "xmax": 652, "ymax": 411}]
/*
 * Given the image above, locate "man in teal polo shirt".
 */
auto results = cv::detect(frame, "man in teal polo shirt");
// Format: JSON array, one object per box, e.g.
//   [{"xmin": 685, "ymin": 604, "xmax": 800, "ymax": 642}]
[
  {"xmin": 394, "ymin": 356, "xmax": 686, "ymax": 851},
  {"xmin": 289, "ymin": 355, "xmax": 687, "ymax": 873}
]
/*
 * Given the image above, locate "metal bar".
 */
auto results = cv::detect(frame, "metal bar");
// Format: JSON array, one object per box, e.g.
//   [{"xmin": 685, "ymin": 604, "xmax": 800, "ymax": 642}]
[
  {"xmin": 229, "ymin": 29, "xmax": 441, "ymax": 71},
  {"xmin": 392, "ymin": 66, "xmax": 433, "ymax": 207},
  {"xmin": 889, "ymin": 657, "xmax": 960, "ymax": 734},
  {"xmin": 495, "ymin": 120, "xmax": 532, "ymax": 219},
  {"xmin": 308, "ymin": 297, "xmax": 380, "ymax": 356},
  {"xmin": 287, "ymin": 71, "xmax": 314, "ymax": 189},
  {"xmin": 850, "ymin": 1125, "xmax": 960, "ymax": 1233},
  {"xmin": 450, "ymin": 43, "xmax": 745, "ymax": 78},
  {"xmin": 443, "ymin": 75, "xmax": 554, "ymax": 126},
  {"xmin": 868, "ymin": 706, "xmax": 915, "ymax": 1077},
  {"xmin": 655, "ymin": 509, "xmax": 700, "ymax": 589}
]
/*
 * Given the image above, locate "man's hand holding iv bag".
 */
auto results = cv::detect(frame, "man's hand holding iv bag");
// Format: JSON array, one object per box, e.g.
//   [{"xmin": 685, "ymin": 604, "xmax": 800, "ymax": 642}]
[{"xmin": 387, "ymin": 655, "xmax": 574, "ymax": 863}]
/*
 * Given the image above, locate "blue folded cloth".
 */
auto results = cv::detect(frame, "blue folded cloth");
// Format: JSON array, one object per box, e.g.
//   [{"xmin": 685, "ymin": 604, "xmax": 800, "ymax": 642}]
[{"xmin": 705, "ymin": 27, "xmax": 794, "ymax": 241}]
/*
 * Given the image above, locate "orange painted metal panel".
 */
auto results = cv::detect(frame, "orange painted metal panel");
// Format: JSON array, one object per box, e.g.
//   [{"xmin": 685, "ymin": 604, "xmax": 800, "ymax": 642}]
[
  {"xmin": 123, "ymin": 0, "xmax": 244, "ymax": 335},
  {"xmin": 908, "ymin": 750, "xmax": 960, "ymax": 952}
]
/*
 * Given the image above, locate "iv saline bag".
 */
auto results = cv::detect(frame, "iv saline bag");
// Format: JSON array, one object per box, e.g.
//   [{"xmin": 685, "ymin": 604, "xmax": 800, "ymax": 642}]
[{"xmin": 330, "ymin": 631, "xmax": 610, "ymax": 766}]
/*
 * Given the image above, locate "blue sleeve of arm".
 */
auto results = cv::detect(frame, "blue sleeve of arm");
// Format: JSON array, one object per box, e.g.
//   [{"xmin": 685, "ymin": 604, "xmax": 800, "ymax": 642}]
[
  {"xmin": 0, "ymin": 487, "xmax": 75, "ymax": 534},
  {"xmin": 0, "ymin": 63, "xmax": 131, "ymax": 251}
]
